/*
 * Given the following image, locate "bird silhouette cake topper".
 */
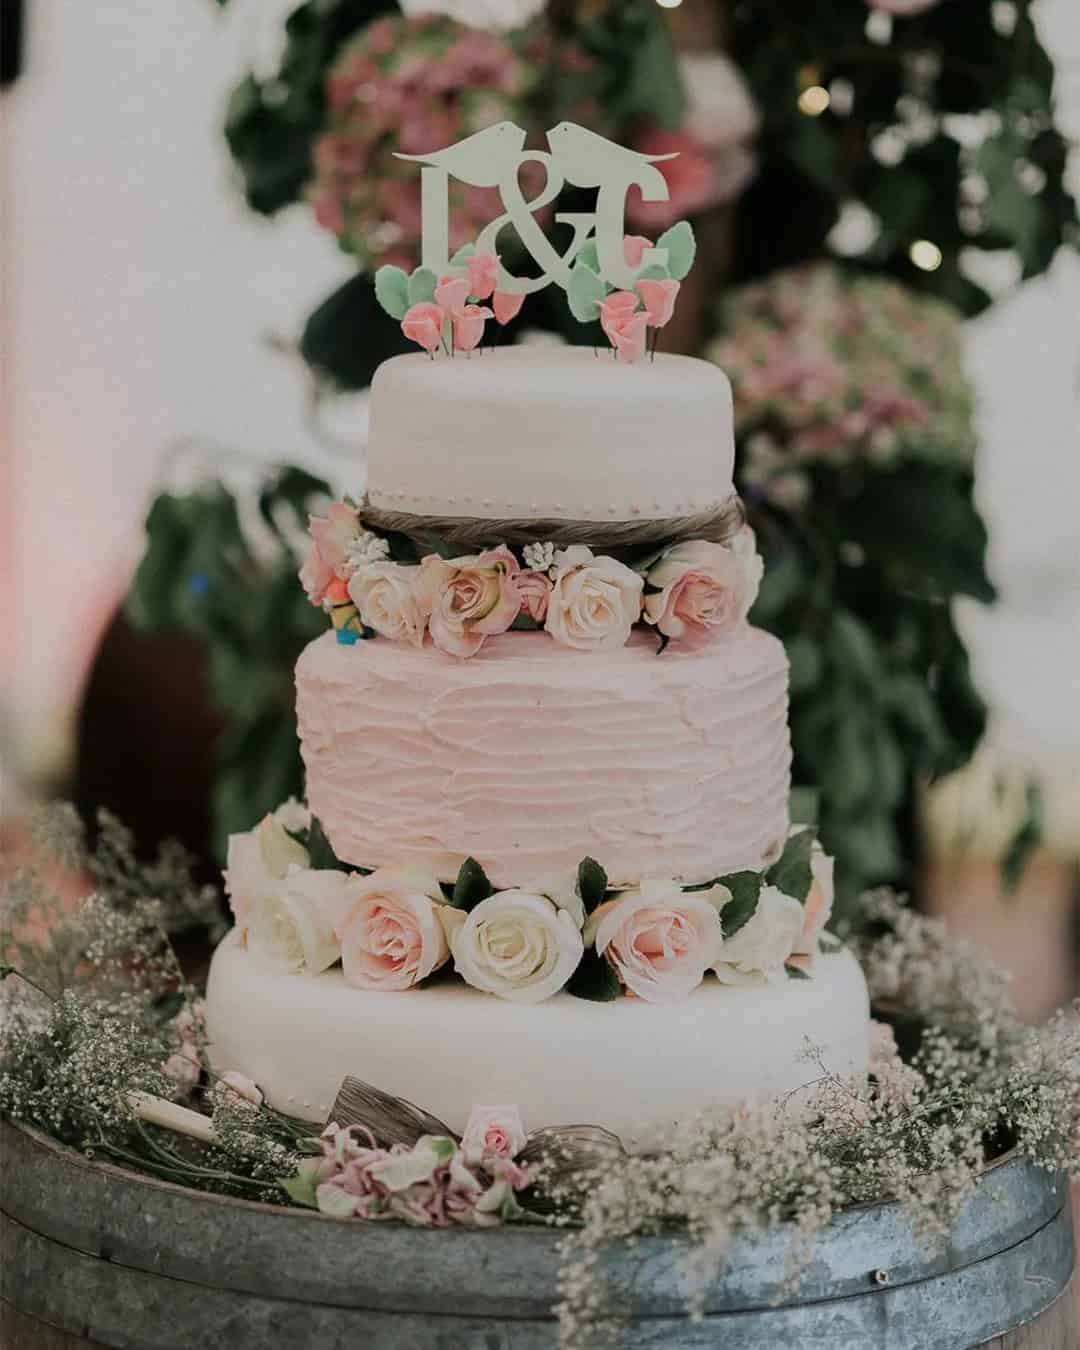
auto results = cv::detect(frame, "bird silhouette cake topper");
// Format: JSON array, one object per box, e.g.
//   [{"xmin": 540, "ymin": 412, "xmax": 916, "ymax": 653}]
[{"xmin": 373, "ymin": 122, "xmax": 696, "ymax": 364}]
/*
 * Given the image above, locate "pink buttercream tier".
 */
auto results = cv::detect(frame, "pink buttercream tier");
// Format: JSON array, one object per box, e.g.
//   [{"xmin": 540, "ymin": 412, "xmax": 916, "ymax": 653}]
[{"xmin": 296, "ymin": 627, "xmax": 792, "ymax": 888}]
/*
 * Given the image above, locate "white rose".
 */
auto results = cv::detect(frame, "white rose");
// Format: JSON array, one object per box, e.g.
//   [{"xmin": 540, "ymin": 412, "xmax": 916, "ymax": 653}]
[
  {"xmin": 586, "ymin": 879, "xmax": 725, "ymax": 1003},
  {"xmin": 347, "ymin": 561, "xmax": 427, "ymax": 646},
  {"xmin": 544, "ymin": 546, "xmax": 643, "ymax": 651},
  {"xmin": 713, "ymin": 885, "xmax": 803, "ymax": 986},
  {"xmin": 446, "ymin": 889, "xmax": 584, "ymax": 1003},
  {"xmin": 224, "ymin": 815, "xmax": 310, "ymax": 935},
  {"xmin": 461, "ymin": 1105, "xmax": 528, "ymax": 1167},
  {"xmin": 729, "ymin": 526, "xmax": 764, "ymax": 619},
  {"xmin": 790, "ymin": 839, "xmax": 835, "ymax": 963},
  {"xmin": 246, "ymin": 867, "xmax": 356, "ymax": 975}
]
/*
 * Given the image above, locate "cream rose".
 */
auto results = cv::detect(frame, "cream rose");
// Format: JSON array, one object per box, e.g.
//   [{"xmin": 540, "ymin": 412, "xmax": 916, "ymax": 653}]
[
  {"xmin": 336, "ymin": 866, "xmax": 451, "ymax": 991},
  {"xmin": 348, "ymin": 562, "xmax": 427, "ymax": 647},
  {"xmin": 713, "ymin": 884, "xmax": 803, "ymax": 986},
  {"xmin": 586, "ymin": 879, "xmax": 725, "ymax": 1003},
  {"xmin": 643, "ymin": 532, "xmax": 761, "ymax": 642},
  {"xmin": 415, "ymin": 545, "xmax": 521, "ymax": 658},
  {"xmin": 790, "ymin": 839, "xmax": 835, "ymax": 965},
  {"xmin": 445, "ymin": 888, "xmax": 584, "ymax": 1004},
  {"xmin": 224, "ymin": 815, "xmax": 310, "ymax": 935},
  {"xmin": 461, "ymin": 1105, "xmax": 528, "ymax": 1167},
  {"xmin": 246, "ymin": 867, "xmax": 355, "ymax": 975},
  {"xmin": 544, "ymin": 546, "xmax": 644, "ymax": 651}
]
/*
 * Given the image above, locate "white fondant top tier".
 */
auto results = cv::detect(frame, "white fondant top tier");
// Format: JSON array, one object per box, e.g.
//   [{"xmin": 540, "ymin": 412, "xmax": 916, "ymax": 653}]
[{"xmin": 366, "ymin": 347, "xmax": 736, "ymax": 523}]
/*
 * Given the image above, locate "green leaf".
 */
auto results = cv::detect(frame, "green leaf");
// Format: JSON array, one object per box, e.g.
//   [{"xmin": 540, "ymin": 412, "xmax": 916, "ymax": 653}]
[
  {"xmin": 714, "ymin": 872, "xmax": 762, "ymax": 937},
  {"xmin": 656, "ymin": 222, "xmax": 696, "ymax": 280},
  {"xmin": 577, "ymin": 858, "xmax": 609, "ymax": 914},
  {"xmin": 828, "ymin": 611, "xmax": 881, "ymax": 688},
  {"xmin": 451, "ymin": 857, "xmax": 493, "ymax": 912},
  {"xmin": 407, "ymin": 267, "xmax": 438, "ymax": 307},
  {"xmin": 0, "ymin": 963, "xmax": 15, "ymax": 981},
  {"xmin": 306, "ymin": 818, "xmax": 349, "ymax": 873},
  {"xmin": 374, "ymin": 265, "xmax": 410, "ymax": 320},
  {"xmin": 567, "ymin": 262, "xmax": 607, "ymax": 323},
  {"xmin": 766, "ymin": 829, "xmax": 814, "ymax": 903},
  {"xmin": 565, "ymin": 949, "xmax": 621, "ymax": 1002},
  {"xmin": 450, "ymin": 243, "xmax": 476, "ymax": 265},
  {"xmin": 279, "ymin": 1171, "xmax": 318, "ymax": 1209},
  {"xmin": 634, "ymin": 263, "xmax": 670, "ymax": 285},
  {"xmin": 1002, "ymin": 779, "xmax": 1043, "ymax": 894},
  {"xmin": 786, "ymin": 635, "xmax": 822, "ymax": 695},
  {"xmin": 785, "ymin": 962, "xmax": 812, "ymax": 980}
]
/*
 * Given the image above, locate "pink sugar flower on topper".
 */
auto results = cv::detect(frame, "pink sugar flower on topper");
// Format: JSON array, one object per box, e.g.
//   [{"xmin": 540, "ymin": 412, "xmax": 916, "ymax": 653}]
[
  {"xmin": 599, "ymin": 291, "xmax": 649, "ymax": 364},
  {"xmin": 636, "ymin": 278, "xmax": 681, "ymax": 329},
  {"xmin": 623, "ymin": 234, "xmax": 654, "ymax": 268},
  {"xmin": 452, "ymin": 304, "xmax": 494, "ymax": 353},
  {"xmin": 434, "ymin": 275, "xmax": 471, "ymax": 314},
  {"xmin": 401, "ymin": 301, "xmax": 446, "ymax": 354},
  {"xmin": 465, "ymin": 251, "xmax": 500, "ymax": 300},
  {"xmin": 492, "ymin": 290, "xmax": 525, "ymax": 325}
]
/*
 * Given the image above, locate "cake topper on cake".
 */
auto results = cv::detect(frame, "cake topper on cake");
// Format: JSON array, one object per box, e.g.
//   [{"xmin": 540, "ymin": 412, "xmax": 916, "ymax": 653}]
[{"xmin": 372, "ymin": 122, "xmax": 696, "ymax": 363}]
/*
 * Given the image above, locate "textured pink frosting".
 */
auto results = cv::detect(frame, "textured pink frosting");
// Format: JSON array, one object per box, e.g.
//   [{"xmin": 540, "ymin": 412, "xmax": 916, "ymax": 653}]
[{"xmin": 296, "ymin": 627, "xmax": 792, "ymax": 888}]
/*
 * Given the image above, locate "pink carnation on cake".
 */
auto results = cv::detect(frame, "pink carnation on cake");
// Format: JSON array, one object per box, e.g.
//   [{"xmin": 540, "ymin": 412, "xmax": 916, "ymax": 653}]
[
  {"xmin": 336, "ymin": 866, "xmax": 451, "ymax": 991},
  {"xmin": 636, "ymin": 278, "xmax": 680, "ymax": 329},
  {"xmin": 300, "ymin": 502, "xmax": 361, "ymax": 604},
  {"xmin": 545, "ymin": 546, "xmax": 643, "ymax": 651},
  {"xmin": 517, "ymin": 569, "xmax": 552, "ymax": 623},
  {"xmin": 644, "ymin": 538, "xmax": 757, "ymax": 642},
  {"xmin": 451, "ymin": 304, "xmax": 494, "ymax": 353},
  {"xmin": 492, "ymin": 290, "xmax": 525, "ymax": 325},
  {"xmin": 401, "ymin": 301, "xmax": 446, "ymax": 353},
  {"xmin": 416, "ymin": 545, "xmax": 522, "ymax": 658},
  {"xmin": 586, "ymin": 880, "xmax": 726, "ymax": 1003},
  {"xmin": 465, "ymin": 251, "xmax": 499, "ymax": 300}
]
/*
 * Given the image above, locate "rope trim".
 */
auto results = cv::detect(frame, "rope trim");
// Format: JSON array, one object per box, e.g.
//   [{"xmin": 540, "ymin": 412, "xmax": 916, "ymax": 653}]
[{"xmin": 360, "ymin": 495, "xmax": 747, "ymax": 555}]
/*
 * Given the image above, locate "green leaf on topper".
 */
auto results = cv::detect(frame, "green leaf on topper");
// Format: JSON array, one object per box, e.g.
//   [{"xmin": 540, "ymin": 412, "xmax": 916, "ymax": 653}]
[
  {"xmin": 374, "ymin": 265, "xmax": 411, "ymax": 321},
  {"xmin": 568, "ymin": 261, "xmax": 607, "ymax": 323},
  {"xmin": 766, "ymin": 829, "xmax": 815, "ymax": 904},
  {"xmin": 450, "ymin": 857, "xmax": 494, "ymax": 912},
  {"xmin": 656, "ymin": 221, "xmax": 696, "ymax": 281},
  {"xmin": 407, "ymin": 267, "xmax": 438, "ymax": 307}
]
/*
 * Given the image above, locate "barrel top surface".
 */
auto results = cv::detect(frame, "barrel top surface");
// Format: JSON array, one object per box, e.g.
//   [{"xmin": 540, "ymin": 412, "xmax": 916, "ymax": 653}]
[{"xmin": 0, "ymin": 1118, "xmax": 1072, "ymax": 1324}]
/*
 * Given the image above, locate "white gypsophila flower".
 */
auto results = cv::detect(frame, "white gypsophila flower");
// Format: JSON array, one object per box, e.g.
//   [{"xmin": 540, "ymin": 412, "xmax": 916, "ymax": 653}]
[
  {"xmin": 523, "ymin": 541, "xmax": 556, "ymax": 572},
  {"xmin": 345, "ymin": 530, "xmax": 391, "ymax": 569}
]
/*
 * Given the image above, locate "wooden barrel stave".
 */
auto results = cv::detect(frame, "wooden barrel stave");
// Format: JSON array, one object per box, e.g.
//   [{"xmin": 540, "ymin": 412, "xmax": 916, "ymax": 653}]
[{"xmin": 1, "ymin": 1121, "xmax": 1075, "ymax": 1349}]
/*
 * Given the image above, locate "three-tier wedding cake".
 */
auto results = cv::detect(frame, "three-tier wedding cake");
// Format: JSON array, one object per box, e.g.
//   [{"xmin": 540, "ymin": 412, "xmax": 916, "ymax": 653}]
[{"xmin": 205, "ymin": 128, "xmax": 869, "ymax": 1148}]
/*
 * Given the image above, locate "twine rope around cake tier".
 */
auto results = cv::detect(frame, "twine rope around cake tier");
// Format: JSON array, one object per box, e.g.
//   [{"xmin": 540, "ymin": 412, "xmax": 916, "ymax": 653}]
[{"xmin": 360, "ymin": 494, "xmax": 747, "ymax": 556}]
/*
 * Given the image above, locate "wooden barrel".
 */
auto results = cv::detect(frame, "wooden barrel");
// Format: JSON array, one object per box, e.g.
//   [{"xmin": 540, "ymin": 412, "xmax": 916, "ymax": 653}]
[{"xmin": 1, "ymin": 1120, "xmax": 1075, "ymax": 1349}]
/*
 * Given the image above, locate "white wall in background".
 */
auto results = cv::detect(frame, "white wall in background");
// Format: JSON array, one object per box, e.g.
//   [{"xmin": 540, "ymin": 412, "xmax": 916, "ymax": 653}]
[{"xmin": 3, "ymin": 0, "xmax": 357, "ymax": 779}]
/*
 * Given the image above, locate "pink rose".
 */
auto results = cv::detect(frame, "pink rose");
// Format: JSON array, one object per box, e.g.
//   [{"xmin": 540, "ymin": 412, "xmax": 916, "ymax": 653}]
[
  {"xmin": 300, "ymin": 501, "xmax": 361, "ymax": 606},
  {"xmin": 790, "ymin": 839, "xmax": 835, "ymax": 964},
  {"xmin": 586, "ymin": 880, "xmax": 725, "ymax": 1003},
  {"xmin": 461, "ymin": 1105, "xmax": 527, "ymax": 1168},
  {"xmin": 402, "ymin": 301, "xmax": 445, "ymax": 353},
  {"xmin": 517, "ymin": 569, "xmax": 552, "ymax": 623},
  {"xmin": 415, "ymin": 545, "xmax": 521, "ymax": 658},
  {"xmin": 434, "ymin": 275, "xmax": 471, "ymax": 314},
  {"xmin": 627, "ymin": 128, "xmax": 719, "ymax": 231},
  {"xmin": 643, "ymin": 538, "xmax": 758, "ymax": 642},
  {"xmin": 465, "ymin": 251, "xmax": 500, "ymax": 300},
  {"xmin": 599, "ymin": 291, "xmax": 648, "ymax": 363},
  {"xmin": 636, "ymin": 278, "xmax": 680, "ymax": 328},
  {"xmin": 492, "ymin": 290, "xmax": 525, "ymax": 325},
  {"xmin": 336, "ymin": 866, "xmax": 451, "ymax": 991},
  {"xmin": 623, "ymin": 234, "xmax": 654, "ymax": 268},
  {"xmin": 452, "ymin": 304, "xmax": 494, "ymax": 353}
]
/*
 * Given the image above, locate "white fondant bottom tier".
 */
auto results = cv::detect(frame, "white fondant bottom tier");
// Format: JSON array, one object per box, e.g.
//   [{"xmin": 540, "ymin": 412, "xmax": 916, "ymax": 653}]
[{"xmin": 206, "ymin": 933, "xmax": 870, "ymax": 1150}]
